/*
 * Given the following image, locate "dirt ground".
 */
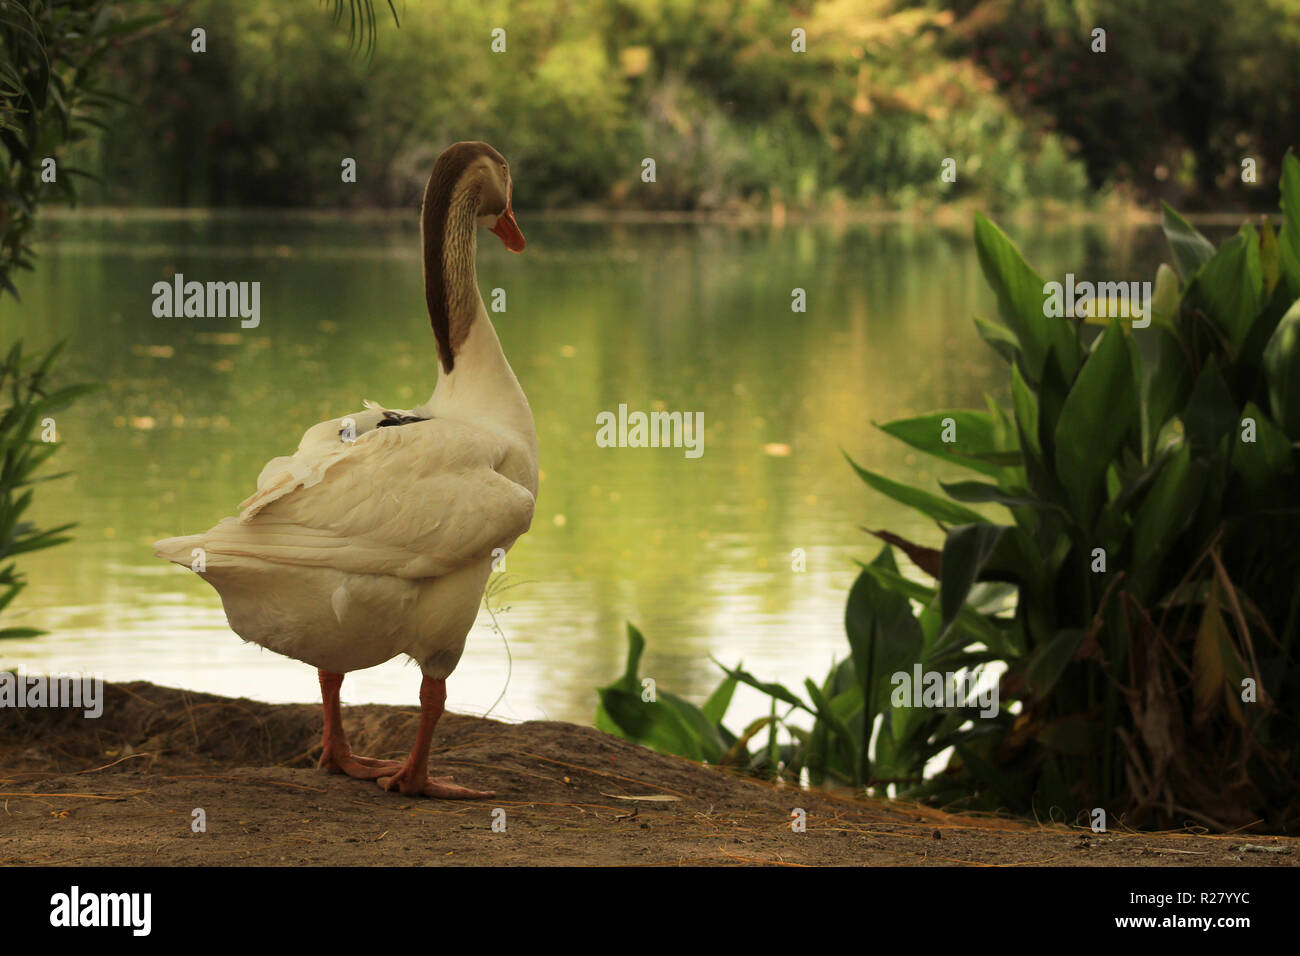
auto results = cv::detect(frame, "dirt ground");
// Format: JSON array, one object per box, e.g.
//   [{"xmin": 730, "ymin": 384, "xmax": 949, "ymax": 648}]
[{"xmin": 0, "ymin": 681, "xmax": 1295, "ymax": 867}]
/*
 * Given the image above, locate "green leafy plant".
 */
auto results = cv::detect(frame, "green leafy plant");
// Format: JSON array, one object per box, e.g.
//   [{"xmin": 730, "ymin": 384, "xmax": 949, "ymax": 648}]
[
  {"xmin": 87, "ymin": 0, "xmax": 1087, "ymax": 211},
  {"xmin": 598, "ymin": 153, "xmax": 1300, "ymax": 831},
  {"xmin": 0, "ymin": 341, "xmax": 95, "ymax": 639},
  {"xmin": 596, "ymin": 623, "xmax": 742, "ymax": 766},
  {"xmin": 596, "ymin": 623, "xmax": 808, "ymax": 774},
  {"xmin": 1, "ymin": 1, "xmax": 163, "ymax": 298}
]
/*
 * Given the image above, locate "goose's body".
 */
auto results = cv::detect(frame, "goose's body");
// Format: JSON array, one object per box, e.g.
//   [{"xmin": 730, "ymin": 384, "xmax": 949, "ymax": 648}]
[{"xmin": 154, "ymin": 142, "xmax": 534, "ymax": 798}]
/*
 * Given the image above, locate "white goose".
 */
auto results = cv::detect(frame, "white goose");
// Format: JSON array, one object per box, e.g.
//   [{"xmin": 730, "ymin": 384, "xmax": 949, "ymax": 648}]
[{"xmin": 155, "ymin": 142, "xmax": 537, "ymax": 798}]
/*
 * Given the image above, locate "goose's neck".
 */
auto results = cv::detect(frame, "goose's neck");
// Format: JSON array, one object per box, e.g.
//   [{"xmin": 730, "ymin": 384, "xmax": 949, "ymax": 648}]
[{"xmin": 419, "ymin": 176, "xmax": 534, "ymax": 443}]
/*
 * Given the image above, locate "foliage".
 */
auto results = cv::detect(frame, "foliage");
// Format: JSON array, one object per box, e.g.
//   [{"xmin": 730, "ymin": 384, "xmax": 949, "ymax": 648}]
[
  {"xmin": 0, "ymin": 1, "xmax": 162, "ymax": 299},
  {"xmin": 945, "ymin": 0, "xmax": 1300, "ymax": 207},
  {"xmin": 595, "ymin": 623, "xmax": 793, "ymax": 775},
  {"xmin": 598, "ymin": 154, "xmax": 1300, "ymax": 831},
  {"xmin": 0, "ymin": 342, "xmax": 96, "ymax": 639},
  {"xmin": 83, "ymin": 0, "xmax": 1087, "ymax": 211}
]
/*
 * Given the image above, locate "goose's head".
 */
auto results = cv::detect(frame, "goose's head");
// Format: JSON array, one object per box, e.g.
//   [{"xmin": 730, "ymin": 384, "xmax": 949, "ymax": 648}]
[
  {"xmin": 426, "ymin": 140, "xmax": 524, "ymax": 253},
  {"xmin": 422, "ymin": 141, "xmax": 524, "ymax": 373}
]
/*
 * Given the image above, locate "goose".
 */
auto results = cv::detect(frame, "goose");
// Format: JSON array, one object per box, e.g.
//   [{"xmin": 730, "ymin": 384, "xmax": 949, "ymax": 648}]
[{"xmin": 154, "ymin": 141, "xmax": 537, "ymax": 799}]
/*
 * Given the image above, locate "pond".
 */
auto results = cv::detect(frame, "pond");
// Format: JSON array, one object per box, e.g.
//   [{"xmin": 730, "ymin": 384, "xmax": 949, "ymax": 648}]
[{"xmin": 0, "ymin": 212, "xmax": 1183, "ymax": 727}]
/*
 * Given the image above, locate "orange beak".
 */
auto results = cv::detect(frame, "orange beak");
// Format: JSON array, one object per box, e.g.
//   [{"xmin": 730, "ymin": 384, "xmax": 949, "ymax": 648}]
[
  {"xmin": 491, "ymin": 205, "xmax": 525, "ymax": 253},
  {"xmin": 490, "ymin": 180, "xmax": 525, "ymax": 253}
]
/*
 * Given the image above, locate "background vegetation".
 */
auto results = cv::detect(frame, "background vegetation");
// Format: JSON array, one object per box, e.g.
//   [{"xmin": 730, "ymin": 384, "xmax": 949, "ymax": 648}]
[
  {"xmin": 0, "ymin": 342, "xmax": 94, "ymax": 640},
  {"xmin": 36, "ymin": 0, "xmax": 1298, "ymax": 214}
]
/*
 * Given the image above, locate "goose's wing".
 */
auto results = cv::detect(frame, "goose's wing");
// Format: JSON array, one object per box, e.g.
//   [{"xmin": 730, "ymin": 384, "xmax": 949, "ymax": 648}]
[
  {"xmin": 214, "ymin": 417, "xmax": 534, "ymax": 579},
  {"xmin": 243, "ymin": 401, "xmax": 426, "ymax": 507}
]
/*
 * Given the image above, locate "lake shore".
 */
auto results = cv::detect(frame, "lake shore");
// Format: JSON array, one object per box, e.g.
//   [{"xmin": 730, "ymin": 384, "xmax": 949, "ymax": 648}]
[
  {"xmin": 38, "ymin": 200, "xmax": 1262, "ymax": 229},
  {"xmin": 1, "ymin": 681, "xmax": 1294, "ymax": 867}
]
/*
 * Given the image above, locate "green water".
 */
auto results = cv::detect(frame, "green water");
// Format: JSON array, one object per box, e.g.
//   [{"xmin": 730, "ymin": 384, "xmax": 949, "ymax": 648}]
[{"xmin": 0, "ymin": 213, "xmax": 1176, "ymax": 725}]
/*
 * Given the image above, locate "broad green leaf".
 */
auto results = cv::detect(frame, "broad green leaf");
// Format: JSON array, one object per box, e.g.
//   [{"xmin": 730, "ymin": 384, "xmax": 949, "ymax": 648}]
[
  {"xmin": 1162, "ymin": 202, "xmax": 1216, "ymax": 280},
  {"xmin": 856, "ymin": 561, "xmax": 1008, "ymax": 653},
  {"xmin": 1188, "ymin": 229, "xmax": 1262, "ymax": 352},
  {"xmin": 597, "ymin": 687, "xmax": 709, "ymax": 761},
  {"xmin": 973, "ymin": 316, "xmax": 1020, "ymax": 364},
  {"xmin": 939, "ymin": 479, "xmax": 1067, "ymax": 514},
  {"xmin": 613, "ymin": 622, "xmax": 646, "ymax": 691},
  {"xmin": 1010, "ymin": 361, "xmax": 1039, "ymax": 456},
  {"xmin": 594, "ymin": 622, "xmax": 650, "ymax": 735},
  {"xmin": 845, "ymin": 454, "xmax": 986, "ymax": 526},
  {"xmin": 939, "ymin": 524, "xmax": 1007, "ymax": 639},
  {"xmin": 701, "ymin": 671, "xmax": 738, "ymax": 726},
  {"xmin": 1263, "ymin": 298, "xmax": 1300, "ymax": 438},
  {"xmin": 1131, "ymin": 441, "xmax": 1206, "ymax": 598},
  {"xmin": 1182, "ymin": 356, "xmax": 1238, "ymax": 455},
  {"xmin": 804, "ymin": 678, "xmax": 862, "ymax": 784},
  {"xmin": 1231, "ymin": 401, "xmax": 1294, "ymax": 496},
  {"xmin": 1052, "ymin": 323, "xmax": 1137, "ymax": 522},
  {"xmin": 657, "ymin": 691, "xmax": 730, "ymax": 762},
  {"xmin": 1152, "ymin": 262, "xmax": 1181, "ymax": 323},
  {"xmin": 974, "ymin": 213, "xmax": 1079, "ymax": 382},
  {"xmin": 1278, "ymin": 150, "xmax": 1300, "ymax": 301},
  {"xmin": 875, "ymin": 411, "xmax": 1003, "ymax": 477},
  {"xmin": 593, "ymin": 625, "xmax": 729, "ymax": 761},
  {"xmin": 1142, "ymin": 326, "xmax": 1192, "ymax": 458},
  {"xmin": 845, "ymin": 552, "xmax": 924, "ymax": 720},
  {"xmin": 1036, "ymin": 351, "xmax": 1070, "ymax": 460},
  {"xmin": 1261, "ymin": 216, "xmax": 1280, "ymax": 299}
]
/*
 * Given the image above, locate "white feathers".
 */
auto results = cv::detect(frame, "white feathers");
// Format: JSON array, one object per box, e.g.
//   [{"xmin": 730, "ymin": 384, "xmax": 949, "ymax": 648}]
[
  {"xmin": 330, "ymin": 584, "xmax": 350, "ymax": 625},
  {"xmin": 153, "ymin": 283, "xmax": 539, "ymax": 677}
]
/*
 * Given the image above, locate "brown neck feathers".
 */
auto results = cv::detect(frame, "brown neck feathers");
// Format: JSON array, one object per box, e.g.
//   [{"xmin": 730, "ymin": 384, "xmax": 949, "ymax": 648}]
[{"xmin": 420, "ymin": 142, "xmax": 503, "ymax": 374}]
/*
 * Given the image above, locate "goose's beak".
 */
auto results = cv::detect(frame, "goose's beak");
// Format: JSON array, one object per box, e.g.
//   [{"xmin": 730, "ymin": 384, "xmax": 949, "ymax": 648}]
[{"xmin": 491, "ymin": 205, "xmax": 525, "ymax": 253}]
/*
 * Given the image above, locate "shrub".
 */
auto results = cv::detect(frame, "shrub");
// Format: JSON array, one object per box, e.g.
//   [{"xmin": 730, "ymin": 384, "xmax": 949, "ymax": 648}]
[
  {"xmin": 597, "ymin": 152, "xmax": 1300, "ymax": 831},
  {"xmin": 0, "ymin": 342, "xmax": 96, "ymax": 639}
]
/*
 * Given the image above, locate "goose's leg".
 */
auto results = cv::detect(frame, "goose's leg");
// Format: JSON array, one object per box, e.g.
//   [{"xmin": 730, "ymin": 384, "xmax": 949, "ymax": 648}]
[
  {"xmin": 378, "ymin": 676, "xmax": 495, "ymax": 799},
  {"xmin": 317, "ymin": 669, "xmax": 405, "ymax": 779}
]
